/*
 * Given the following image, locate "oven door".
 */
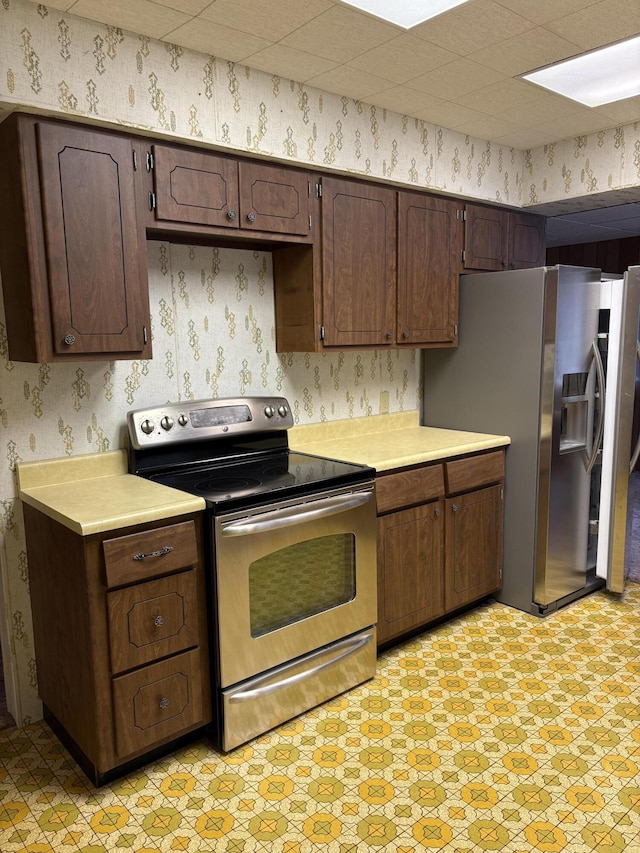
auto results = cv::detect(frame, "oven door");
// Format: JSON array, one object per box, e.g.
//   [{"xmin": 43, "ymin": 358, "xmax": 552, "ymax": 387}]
[{"xmin": 213, "ymin": 483, "xmax": 377, "ymax": 689}]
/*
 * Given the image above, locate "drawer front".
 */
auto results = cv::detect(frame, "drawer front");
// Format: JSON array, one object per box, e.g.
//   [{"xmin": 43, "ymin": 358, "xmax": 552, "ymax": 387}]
[
  {"xmin": 376, "ymin": 464, "xmax": 444, "ymax": 514},
  {"xmin": 112, "ymin": 649, "xmax": 203, "ymax": 758},
  {"xmin": 107, "ymin": 570, "xmax": 198, "ymax": 674},
  {"xmin": 103, "ymin": 521, "xmax": 198, "ymax": 587},
  {"xmin": 445, "ymin": 450, "xmax": 505, "ymax": 495}
]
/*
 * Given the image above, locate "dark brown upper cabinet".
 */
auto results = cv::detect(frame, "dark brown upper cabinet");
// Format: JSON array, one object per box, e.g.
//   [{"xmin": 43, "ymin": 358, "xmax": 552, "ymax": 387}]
[
  {"xmin": 0, "ymin": 114, "xmax": 150, "ymax": 362},
  {"xmin": 143, "ymin": 143, "xmax": 313, "ymax": 241},
  {"xmin": 274, "ymin": 179, "xmax": 461, "ymax": 352},
  {"xmin": 461, "ymin": 203, "xmax": 546, "ymax": 272}
]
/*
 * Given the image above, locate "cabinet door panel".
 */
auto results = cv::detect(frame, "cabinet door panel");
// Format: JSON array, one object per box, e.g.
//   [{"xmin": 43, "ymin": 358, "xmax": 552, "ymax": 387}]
[
  {"xmin": 445, "ymin": 485, "xmax": 503, "ymax": 611},
  {"xmin": 152, "ymin": 144, "xmax": 239, "ymax": 228},
  {"xmin": 322, "ymin": 177, "xmax": 396, "ymax": 347},
  {"xmin": 463, "ymin": 204, "xmax": 508, "ymax": 271},
  {"xmin": 509, "ymin": 213, "xmax": 546, "ymax": 268},
  {"xmin": 377, "ymin": 501, "xmax": 444, "ymax": 645},
  {"xmin": 239, "ymin": 162, "xmax": 310, "ymax": 236},
  {"xmin": 37, "ymin": 122, "xmax": 147, "ymax": 355},
  {"xmin": 398, "ymin": 194, "xmax": 459, "ymax": 345}
]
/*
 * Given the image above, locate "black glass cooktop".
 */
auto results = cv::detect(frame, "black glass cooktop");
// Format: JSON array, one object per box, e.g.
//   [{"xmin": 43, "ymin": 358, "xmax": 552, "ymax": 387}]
[{"xmin": 146, "ymin": 450, "xmax": 374, "ymax": 512}]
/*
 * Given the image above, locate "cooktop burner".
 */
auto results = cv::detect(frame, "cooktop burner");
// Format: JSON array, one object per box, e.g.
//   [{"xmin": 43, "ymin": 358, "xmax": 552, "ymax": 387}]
[{"xmin": 127, "ymin": 397, "xmax": 375, "ymax": 513}]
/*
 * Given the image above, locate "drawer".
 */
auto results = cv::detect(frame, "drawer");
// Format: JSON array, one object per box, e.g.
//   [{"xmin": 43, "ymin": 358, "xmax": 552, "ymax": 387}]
[
  {"xmin": 445, "ymin": 450, "xmax": 504, "ymax": 495},
  {"xmin": 376, "ymin": 464, "xmax": 444, "ymax": 514},
  {"xmin": 112, "ymin": 649, "xmax": 203, "ymax": 758},
  {"xmin": 107, "ymin": 570, "xmax": 198, "ymax": 675},
  {"xmin": 103, "ymin": 521, "xmax": 198, "ymax": 587}
]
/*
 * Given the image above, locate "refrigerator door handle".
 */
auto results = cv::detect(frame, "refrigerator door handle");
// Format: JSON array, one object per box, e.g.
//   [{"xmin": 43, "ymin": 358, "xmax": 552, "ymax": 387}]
[
  {"xmin": 630, "ymin": 340, "xmax": 640, "ymax": 474},
  {"xmin": 586, "ymin": 340, "xmax": 606, "ymax": 474}
]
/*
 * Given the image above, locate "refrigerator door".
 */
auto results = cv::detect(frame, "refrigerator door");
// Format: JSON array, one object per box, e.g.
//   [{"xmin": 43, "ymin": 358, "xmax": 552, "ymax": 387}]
[
  {"xmin": 596, "ymin": 266, "xmax": 640, "ymax": 592},
  {"xmin": 539, "ymin": 265, "xmax": 601, "ymax": 607}
]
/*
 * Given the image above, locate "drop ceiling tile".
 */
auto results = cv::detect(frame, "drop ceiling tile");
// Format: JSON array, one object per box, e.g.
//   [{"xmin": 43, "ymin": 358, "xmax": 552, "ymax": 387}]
[
  {"xmin": 406, "ymin": 59, "xmax": 505, "ymax": 100},
  {"xmin": 370, "ymin": 87, "xmax": 444, "ymax": 115},
  {"xmin": 279, "ymin": 5, "xmax": 399, "ymax": 63},
  {"xmin": 498, "ymin": 91, "xmax": 584, "ymax": 126},
  {"xmin": 411, "ymin": 0, "xmax": 534, "ymax": 55},
  {"xmin": 165, "ymin": 18, "xmax": 271, "ymax": 61},
  {"xmin": 150, "ymin": 0, "xmax": 213, "ymax": 15},
  {"xmin": 243, "ymin": 44, "xmax": 337, "ymax": 82},
  {"xmin": 348, "ymin": 34, "xmax": 457, "ymax": 85},
  {"xmin": 69, "ymin": 0, "xmax": 191, "ymax": 39},
  {"xmin": 306, "ymin": 65, "xmax": 389, "ymax": 101},
  {"xmin": 493, "ymin": 128, "xmax": 556, "ymax": 148},
  {"xmin": 456, "ymin": 115, "xmax": 520, "ymax": 140},
  {"xmin": 546, "ymin": 0, "xmax": 640, "ymax": 50},
  {"xmin": 535, "ymin": 109, "xmax": 626, "ymax": 140},
  {"xmin": 493, "ymin": 0, "xmax": 601, "ymax": 25},
  {"xmin": 455, "ymin": 78, "xmax": 551, "ymax": 113},
  {"xmin": 413, "ymin": 101, "xmax": 491, "ymax": 130},
  {"xmin": 594, "ymin": 96, "xmax": 640, "ymax": 125},
  {"xmin": 469, "ymin": 27, "xmax": 583, "ymax": 76},
  {"xmin": 198, "ymin": 0, "xmax": 333, "ymax": 42}
]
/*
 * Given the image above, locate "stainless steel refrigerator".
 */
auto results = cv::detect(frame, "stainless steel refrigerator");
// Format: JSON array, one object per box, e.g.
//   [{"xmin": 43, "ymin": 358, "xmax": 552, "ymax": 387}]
[{"xmin": 422, "ymin": 265, "xmax": 640, "ymax": 616}]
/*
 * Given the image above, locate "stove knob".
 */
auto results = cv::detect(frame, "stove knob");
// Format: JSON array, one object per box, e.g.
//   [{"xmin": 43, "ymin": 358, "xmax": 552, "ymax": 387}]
[
  {"xmin": 140, "ymin": 419, "xmax": 155, "ymax": 435},
  {"xmin": 278, "ymin": 405, "xmax": 288, "ymax": 418},
  {"xmin": 177, "ymin": 414, "xmax": 188, "ymax": 427},
  {"xmin": 264, "ymin": 405, "xmax": 275, "ymax": 418},
  {"xmin": 160, "ymin": 415, "xmax": 174, "ymax": 431}
]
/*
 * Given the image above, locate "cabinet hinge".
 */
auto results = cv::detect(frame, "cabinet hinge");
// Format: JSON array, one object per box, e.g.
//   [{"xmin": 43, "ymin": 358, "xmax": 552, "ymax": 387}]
[
  {"xmin": 143, "ymin": 325, "xmax": 148, "ymax": 345},
  {"xmin": 132, "ymin": 150, "xmax": 138, "ymax": 171},
  {"xmin": 319, "ymin": 325, "xmax": 325, "ymax": 341},
  {"xmin": 146, "ymin": 150, "xmax": 154, "ymax": 172},
  {"xmin": 149, "ymin": 191, "xmax": 156, "ymax": 212},
  {"xmin": 316, "ymin": 182, "xmax": 322, "ymax": 199}
]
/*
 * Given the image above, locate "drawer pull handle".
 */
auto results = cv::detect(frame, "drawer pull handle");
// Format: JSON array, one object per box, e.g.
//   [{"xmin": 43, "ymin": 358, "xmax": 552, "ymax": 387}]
[
  {"xmin": 132, "ymin": 546, "xmax": 173, "ymax": 561},
  {"xmin": 154, "ymin": 615, "xmax": 165, "ymax": 627},
  {"xmin": 159, "ymin": 697, "xmax": 169, "ymax": 710}
]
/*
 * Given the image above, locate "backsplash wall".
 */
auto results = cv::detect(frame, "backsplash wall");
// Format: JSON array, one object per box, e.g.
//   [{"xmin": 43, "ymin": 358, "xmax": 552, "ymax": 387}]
[{"xmin": 1, "ymin": 0, "xmax": 638, "ymax": 723}]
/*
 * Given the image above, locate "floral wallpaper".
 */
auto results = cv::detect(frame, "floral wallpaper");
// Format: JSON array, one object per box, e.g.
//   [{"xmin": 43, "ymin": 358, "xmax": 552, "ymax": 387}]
[{"xmin": 0, "ymin": 0, "xmax": 638, "ymax": 723}]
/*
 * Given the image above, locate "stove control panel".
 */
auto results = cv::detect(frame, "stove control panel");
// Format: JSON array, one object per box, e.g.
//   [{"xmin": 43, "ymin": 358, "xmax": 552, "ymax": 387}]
[{"xmin": 127, "ymin": 396, "xmax": 294, "ymax": 449}]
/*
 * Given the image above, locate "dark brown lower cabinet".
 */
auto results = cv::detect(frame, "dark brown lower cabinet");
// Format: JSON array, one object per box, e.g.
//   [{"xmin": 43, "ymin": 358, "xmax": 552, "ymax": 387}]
[
  {"xmin": 376, "ymin": 450, "xmax": 504, "ymax": 647},
  {"xmin": 23, "ymin": 508, "xmax": 211, "ymax": 785}
]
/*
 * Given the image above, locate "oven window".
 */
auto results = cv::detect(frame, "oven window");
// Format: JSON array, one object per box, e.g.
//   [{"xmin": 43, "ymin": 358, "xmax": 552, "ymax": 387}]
[{"xmin": 249, "ymin": 533, "xmax": 356, "ymax": 637}]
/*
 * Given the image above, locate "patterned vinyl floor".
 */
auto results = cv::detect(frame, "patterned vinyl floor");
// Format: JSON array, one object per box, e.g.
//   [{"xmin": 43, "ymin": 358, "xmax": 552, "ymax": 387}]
[{"xmin": 1, "ymin": 585, "xmax": 640, "ymax": 853}]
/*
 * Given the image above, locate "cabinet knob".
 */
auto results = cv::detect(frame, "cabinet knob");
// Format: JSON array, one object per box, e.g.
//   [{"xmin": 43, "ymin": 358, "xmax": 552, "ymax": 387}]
[
  {"xmin": 227, "ymin": 210, "xmax": 237, "ymax": 221},
  {"xmin": 435, "ymin": 507, "xmax": 441, "ymax": 517},
  {"xmin": 386, "ymin": 331, "xmax": 392, "ymax": 339},
  {"xmin": 159, "ymin": 697, "xmax": 169, "ymax": 710},
  {"xmin": 452, "ymin": 503, "xmax": 459, "ymax": 512},
  {"xmin": 63, "ymin": 334, "xmax": 76, "ymax": 346},
  {"xmin": 154, "ymin": 615, "xmax": 165, "ymax": 627},
  {"xmin": 402, "ymin": 330, "xmax": 409, "ymax": 339},
  {"xmin": 246, "ymin": 211, "xmax": 256, "ymax": 223}
]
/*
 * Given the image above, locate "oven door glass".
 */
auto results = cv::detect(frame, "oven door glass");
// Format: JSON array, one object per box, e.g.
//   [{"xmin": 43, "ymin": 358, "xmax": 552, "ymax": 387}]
[
  {"xmin": 214, "ymin": 484, "xmax": 376, "ymax": 688},
  {"xmin": 249, "ymin": 533, "xmax": 356, "ymax": 636}
]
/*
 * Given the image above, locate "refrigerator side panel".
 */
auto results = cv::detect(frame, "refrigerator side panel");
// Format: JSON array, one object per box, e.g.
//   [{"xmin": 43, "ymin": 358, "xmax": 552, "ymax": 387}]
[{"xmin": 423, "ymin": 268, "xmax": 547, "ymax": 614}]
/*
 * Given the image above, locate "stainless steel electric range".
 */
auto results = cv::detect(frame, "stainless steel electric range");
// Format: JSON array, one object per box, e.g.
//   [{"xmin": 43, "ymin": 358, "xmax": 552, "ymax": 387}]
[{"xmin": 128, "ymin": 396, "xmax": 377, "ymax": 751}]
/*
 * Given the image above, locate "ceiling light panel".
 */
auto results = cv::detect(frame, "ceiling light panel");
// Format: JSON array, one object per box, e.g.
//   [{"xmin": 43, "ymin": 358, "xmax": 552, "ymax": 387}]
[
  {"xmin": 523, "ymin": 36, "xmax": 640, "ymax": 107},
  {"xmin": 338, "ymin": 0, "xmax": 471, "ymax": 29}
]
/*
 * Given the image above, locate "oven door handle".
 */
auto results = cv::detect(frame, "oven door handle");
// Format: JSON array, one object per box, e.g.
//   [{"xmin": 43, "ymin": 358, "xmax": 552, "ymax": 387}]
[{"xmin": 220, "ymin": 489, "xmax": 374, "ymax": 537}]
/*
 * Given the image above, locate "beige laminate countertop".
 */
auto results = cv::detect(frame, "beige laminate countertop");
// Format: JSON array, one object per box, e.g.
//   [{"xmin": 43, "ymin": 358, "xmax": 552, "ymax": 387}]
[
  {"xmin": 289, "ymin": 410, "xmax": 510, "ymax": 472},
  {"xmin": 17, "ymin": 449, "xmax": 205, "ymax": 536}
]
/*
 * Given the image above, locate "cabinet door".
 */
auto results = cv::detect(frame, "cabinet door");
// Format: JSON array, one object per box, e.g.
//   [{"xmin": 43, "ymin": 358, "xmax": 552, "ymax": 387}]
[
  {"xmin": 398, "ymin": 193, "xmax": 459, "ymax": 345},
  {"xmin": 151, "ymin": 144, "xmax": 239, "ymax": 228},
  {"xmin": 462, "ymin": 204, "xmax": 508, "ymax": 271},
  {"xmin": 239, "ymin": 162, "xmax": 310, "ymax": 236},
  {"xmin": 377, "ymin": 501, "xmax": 444, "ymax": 645},
  {"xmin": 509, "ymin": 212, "xmax": 546, "ymax": 268},
  {"xmin": 321, "ymin": 177, "xmax": 396, "ymax": 347},
  {"xmin": 445, "ymin": 485, "xmax": 503, "ymax": 611},
  {"xmin": 37, "ymin": 122, "xmax": 149, "ymax": 356}
]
